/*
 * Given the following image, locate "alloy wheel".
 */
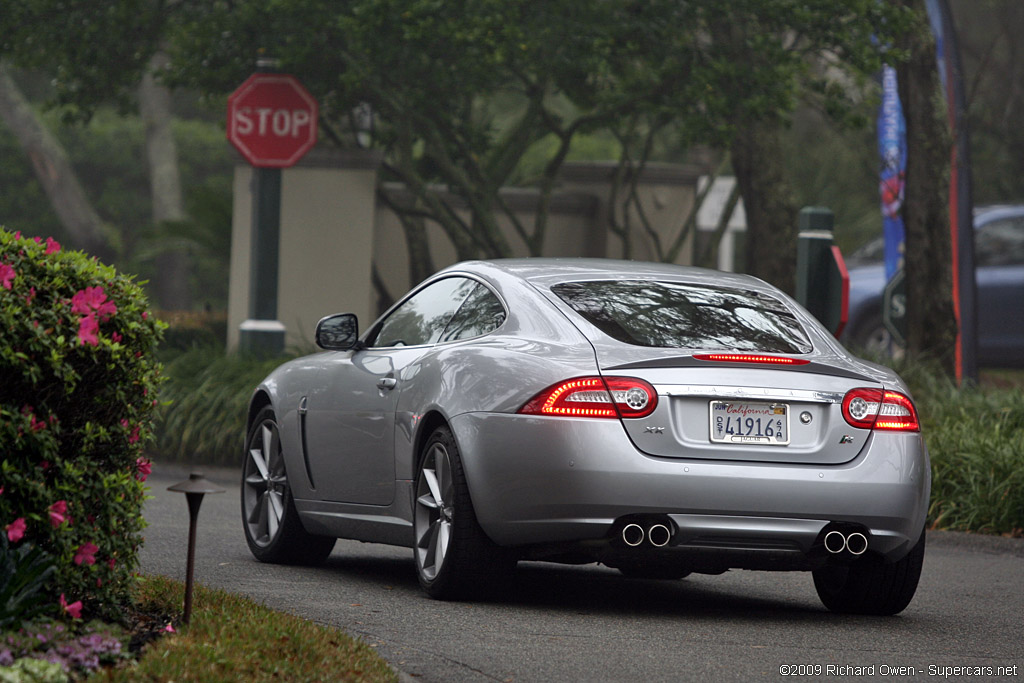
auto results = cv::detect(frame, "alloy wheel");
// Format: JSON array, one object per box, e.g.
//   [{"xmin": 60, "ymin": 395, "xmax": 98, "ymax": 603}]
[
  {"xmin": 243, "ymin": 418, "xmax": 289, "ymax": 548},
  {"xmin": 414, "ymin": 442, "xmax": 454, "ymax": 581}
]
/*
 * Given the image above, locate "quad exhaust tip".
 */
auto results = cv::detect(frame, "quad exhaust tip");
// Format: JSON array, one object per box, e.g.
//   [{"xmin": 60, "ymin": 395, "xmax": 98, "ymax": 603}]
[
  {"xmin": 622, "ymin": 523, "xmax": 645, "ymax": 547},
  {"xmin": 621, "ymin": 522, "xmax": 672, "ymax": 548},
  {"xmin": 824, "ymin": 529, "xmax": 869, "ymax": 556},
  {"xmin": 647, "ymin": 524, "xmax": 671, "ymax": 547},
  {"xmin": 846, "ymin": 532, "xmax": 868, "ymax": 555},
  {"xmin": 824, "ymin": 530, "xmax": 847, "ymax": 554}
]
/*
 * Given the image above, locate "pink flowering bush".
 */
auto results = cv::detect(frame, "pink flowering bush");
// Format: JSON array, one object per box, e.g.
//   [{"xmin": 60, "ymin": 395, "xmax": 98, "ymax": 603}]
[{"xmin": 0, "ymin": 229, "xmax": 164, "ymax": 621}]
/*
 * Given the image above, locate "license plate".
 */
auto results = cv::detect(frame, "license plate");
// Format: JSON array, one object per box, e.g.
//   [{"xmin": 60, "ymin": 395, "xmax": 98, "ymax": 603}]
[{"xmin": 709, "ymin": 401, "xmax": 790, "ymax": 445}]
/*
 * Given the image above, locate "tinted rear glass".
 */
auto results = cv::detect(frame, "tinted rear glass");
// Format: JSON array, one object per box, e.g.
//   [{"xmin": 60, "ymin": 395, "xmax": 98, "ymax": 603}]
[{"xmin": 552, "ymin": 280, "xmax": 812, "ymax": 353}]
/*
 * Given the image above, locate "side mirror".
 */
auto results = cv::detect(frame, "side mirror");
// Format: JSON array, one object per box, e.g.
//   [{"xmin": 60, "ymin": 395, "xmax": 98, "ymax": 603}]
[{"xmin": 315, "ymin": 313, "xmax": 361, "ymax": 351}]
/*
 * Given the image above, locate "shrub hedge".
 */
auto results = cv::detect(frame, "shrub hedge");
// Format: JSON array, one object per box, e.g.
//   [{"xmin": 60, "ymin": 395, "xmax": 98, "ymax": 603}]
[
  {"xmin": 1, "ymin": 229, "xmax": 164, "ymax": 621},
  {"xmin": 896, "ymin": 360, "xmax": 1024, "ymax": 536}
]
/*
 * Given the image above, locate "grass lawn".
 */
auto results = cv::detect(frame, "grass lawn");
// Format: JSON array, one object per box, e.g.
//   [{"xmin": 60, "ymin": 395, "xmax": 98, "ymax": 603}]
[{"xmin": 102, "ymin": 575, "xmax": 397, "ymax": 682}]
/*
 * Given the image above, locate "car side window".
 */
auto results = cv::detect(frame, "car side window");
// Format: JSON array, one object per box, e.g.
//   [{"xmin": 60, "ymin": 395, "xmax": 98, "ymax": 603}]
[
  {"xmin": 975, "ymin": 218, "xmax": 1024, "ymax": 267},
  {"xmin": 372, "ymin": 278, "xmax": 477, "ymax": 347},
  {"xmin": 439, "ymin": 283, "xmax": 506, "ymax": 342}
]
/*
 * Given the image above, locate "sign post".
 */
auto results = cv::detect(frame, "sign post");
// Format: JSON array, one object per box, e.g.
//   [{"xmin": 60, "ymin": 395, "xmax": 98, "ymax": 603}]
[{"xmin": 227, "ymin": 60, "xmax": 318, "ymax": 354}]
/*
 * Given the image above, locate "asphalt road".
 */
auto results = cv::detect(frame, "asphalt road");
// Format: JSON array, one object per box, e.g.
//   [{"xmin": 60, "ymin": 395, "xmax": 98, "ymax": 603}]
[{"xmin": 140, "ymin": 464, "xmax": 1024, "ymax": 682}]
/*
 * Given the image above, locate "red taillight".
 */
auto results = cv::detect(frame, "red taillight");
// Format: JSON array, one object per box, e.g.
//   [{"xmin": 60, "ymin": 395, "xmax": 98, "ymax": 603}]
[
  {"xmin": 841, "ymin": 388, "xmax": 920, "ymax": 432},
  {"xmin": 518, "ymin": 376, "xmax": 658, "ymax": 419},
  {"xmin": 875, "ymin": 391, "xmax": 921, "ymax": 431},
  {"xmin": 693, "ymin": 353, "xmax": 810, "ymax": 366}
]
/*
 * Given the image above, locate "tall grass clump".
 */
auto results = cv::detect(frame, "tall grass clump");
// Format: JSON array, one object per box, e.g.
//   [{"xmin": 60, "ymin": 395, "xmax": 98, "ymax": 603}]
[
  {"xmin": 891, "ymin": 357, "xmax": 1024, "ymax": 536},
  {"xmin": 153, "ymin": 347, "xmax": 302, "ymax": 465}
]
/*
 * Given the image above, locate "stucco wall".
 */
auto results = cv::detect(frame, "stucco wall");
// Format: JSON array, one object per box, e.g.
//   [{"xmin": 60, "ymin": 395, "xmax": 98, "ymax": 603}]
[
  {"xmin": 228, "ymin": 149, "xmax": 380, "ymax": 350},
  {"xmin": 228, "ymin": 151, "xmax": 705, "ymax": 349}
]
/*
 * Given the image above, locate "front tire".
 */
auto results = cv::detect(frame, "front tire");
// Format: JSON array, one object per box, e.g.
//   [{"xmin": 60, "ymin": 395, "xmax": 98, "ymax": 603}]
[
  {"xmin": 241, "ymin": 407, "xmax": 335, "ymax": 565},
  {"xmin": 813, "ymin": 528, "xmax": 925, "ymax": 615},
  {"xmin": 413, "ymin": 426, "xmax": 512, "ymax": 599}
]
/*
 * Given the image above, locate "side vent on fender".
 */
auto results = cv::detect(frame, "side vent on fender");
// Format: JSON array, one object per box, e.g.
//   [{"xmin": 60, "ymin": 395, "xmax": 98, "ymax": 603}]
[{"xmin": 298, "ymin": 396, "xmax": 316, "ymax": 489}]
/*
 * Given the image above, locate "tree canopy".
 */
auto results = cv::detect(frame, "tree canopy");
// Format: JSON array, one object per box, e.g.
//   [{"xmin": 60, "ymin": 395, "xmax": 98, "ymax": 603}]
[
  {"xmin": 8, "ymin": 0, "xmax": 971, "ymax": 376},
  {"xmin": 160, "ymin": 1, "xmax": 905, "ymax": 270},
  {"xmin": 2, "ymin": 1, "xmax": 909, "ymax": 279},
  {"xmin": 0, "ymin": 1, "xmax": 168, "ymax": 121}
]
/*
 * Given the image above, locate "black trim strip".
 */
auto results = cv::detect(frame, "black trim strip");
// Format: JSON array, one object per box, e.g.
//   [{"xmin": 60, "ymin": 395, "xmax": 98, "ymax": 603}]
[{"xmin": 604, "ymin": 356, "xmax": 876, "ymax": 382}]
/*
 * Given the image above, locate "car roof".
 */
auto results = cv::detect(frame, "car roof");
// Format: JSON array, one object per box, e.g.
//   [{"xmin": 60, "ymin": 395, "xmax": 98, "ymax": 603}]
[
  {"xmin": 848, "ymin": 203, "xmax": 1024, "ymax": 263},
  {"xmin": 449, "ymin": 257, "xmax": 774, "ymax": 292},
  {"xmin": 975, "ymin": 204, "xmax": 1024, "ymax": 223}
]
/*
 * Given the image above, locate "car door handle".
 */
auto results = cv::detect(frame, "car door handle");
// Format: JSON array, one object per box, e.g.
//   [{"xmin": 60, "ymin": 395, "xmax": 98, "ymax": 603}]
[{"xmin": 377, "ymin": 377, "xmax": 397, "ymax": 390}]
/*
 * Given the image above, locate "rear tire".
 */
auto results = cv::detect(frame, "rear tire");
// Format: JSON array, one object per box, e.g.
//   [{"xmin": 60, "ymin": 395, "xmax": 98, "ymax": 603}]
[
  {"xmin": 413, "ymin": 426, "xmax": 513, "ymax": 599},
  {"xmin": 241, "ymin": 407, "xmax": 335, "ymax": 566},
  {"xmin": 813, "ymin": 528, "xmax": 925, "ymax": 615}
]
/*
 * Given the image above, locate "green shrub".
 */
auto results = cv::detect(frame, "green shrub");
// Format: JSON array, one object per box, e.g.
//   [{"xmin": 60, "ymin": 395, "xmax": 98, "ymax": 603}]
[
  {"xmin": 153, "ymin": 347, "xmax": 300, "ymax": 465},
  {"xmin": 0, "ymin": 229, "xmax": 164, "ymax": 621},
  {"xmin": 0, "ymin": 537, "xmax": 56, "ymax": 630},
  {"xmin": 888, "ymin": 357, "xmax": 1024, "ymax": 535},
  {"xmin": 917, "ymin": 380, "xmax": 1024, "ymax": 535},
  {"xmin": 155, "ymin": 310, "xmax": 227, "ymax": 358}
]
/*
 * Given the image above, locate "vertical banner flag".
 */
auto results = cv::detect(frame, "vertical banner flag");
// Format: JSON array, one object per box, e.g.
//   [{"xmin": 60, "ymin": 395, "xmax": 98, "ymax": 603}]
[{"xmin": 878, "ymin": 65, "xmax": 906, "ymax": 282}]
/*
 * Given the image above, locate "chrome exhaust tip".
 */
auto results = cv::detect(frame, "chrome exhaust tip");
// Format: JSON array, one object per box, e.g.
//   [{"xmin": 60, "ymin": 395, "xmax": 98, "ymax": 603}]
[
  {"xmin": 824, "ymin": 530, "xmax": 847, "ymax": 554},
  {"xmin": 845, "ymin": 532, "xmax": 868, "ymax": 555},
  {"xmin": 647, "ymin": 524, "xmax": 671, "ymax": 547},
  {"xmin": 622, "ymin": 523, "xmax": 645, "ymax": 547}
]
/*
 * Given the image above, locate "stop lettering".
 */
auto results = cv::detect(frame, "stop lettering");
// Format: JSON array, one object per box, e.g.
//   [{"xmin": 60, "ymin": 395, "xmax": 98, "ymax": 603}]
[
  {"xmin": 233, "ymin": 107, "xmax": 313, "ymax": 138},
  {"xmin": 227, "ymin": 73, "xmax": 319, "ymax": 168}
]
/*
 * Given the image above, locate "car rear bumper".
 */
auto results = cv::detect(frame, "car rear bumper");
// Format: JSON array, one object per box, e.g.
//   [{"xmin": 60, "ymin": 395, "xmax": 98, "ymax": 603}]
[{"xmin": 452, "ymin": 413, "xmax": 929, "ymax": 563}]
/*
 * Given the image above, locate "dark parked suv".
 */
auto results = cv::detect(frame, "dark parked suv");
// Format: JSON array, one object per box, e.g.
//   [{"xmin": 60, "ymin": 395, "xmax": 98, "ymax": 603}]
[{"xmin": 842, "ymin": 205, "xmax": 1024, "ymax": 367}]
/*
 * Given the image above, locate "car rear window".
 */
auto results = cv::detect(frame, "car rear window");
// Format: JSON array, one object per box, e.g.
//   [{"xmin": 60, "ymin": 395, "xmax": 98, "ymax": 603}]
[{"xmin": 551, "ymin": 280, "xmax": 813, "ymax": 353}]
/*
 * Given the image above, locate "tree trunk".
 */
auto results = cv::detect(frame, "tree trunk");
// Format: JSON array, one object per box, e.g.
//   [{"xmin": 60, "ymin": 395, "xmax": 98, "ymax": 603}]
[
  {"xmin": 0, "ymin": 63, "xmax": 113, "ymax": 261},
  {"xmin": 397, "ymin": 212, "xmax": 435, "ymax": 289},
  {"xmin": 139, "ymin": 51, "xmax": 192, "ymax": 310},
  {"xmin": 730, "ymin": 120, "xmax": 798, "ymax": 294},
  {"xmin": 897, "ymin": 0, "xmax": 956, "ymax": 374}
]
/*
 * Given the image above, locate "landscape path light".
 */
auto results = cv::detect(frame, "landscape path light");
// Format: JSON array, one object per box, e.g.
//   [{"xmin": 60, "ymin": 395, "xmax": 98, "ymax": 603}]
[{"xmin": 167, "ymin": 472, "xmax": 225, "ymax": 624}]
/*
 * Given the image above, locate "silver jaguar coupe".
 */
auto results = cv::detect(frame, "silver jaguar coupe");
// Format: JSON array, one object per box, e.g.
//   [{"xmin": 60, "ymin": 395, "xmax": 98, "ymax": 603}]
[{"xmin": 241, "ymin": 258, "xmax": 929, "ymax": 615}]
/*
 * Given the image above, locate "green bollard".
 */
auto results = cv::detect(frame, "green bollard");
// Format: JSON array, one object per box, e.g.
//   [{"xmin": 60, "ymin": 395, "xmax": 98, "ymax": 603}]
[{"xmin": 795, "ymin": 207, "xmax": 847, "ymax": 337}]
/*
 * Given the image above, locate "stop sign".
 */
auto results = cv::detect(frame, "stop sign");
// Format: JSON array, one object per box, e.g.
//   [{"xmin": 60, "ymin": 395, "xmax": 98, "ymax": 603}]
[{"xmin": 227, "ymin": 73, "xmax": 318, "ymax": 168}]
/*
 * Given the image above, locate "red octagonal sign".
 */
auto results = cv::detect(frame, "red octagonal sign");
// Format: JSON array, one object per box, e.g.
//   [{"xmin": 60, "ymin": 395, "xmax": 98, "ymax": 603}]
[{"xmin": 227, "ymin": 73, "xmax": 318, "ymax": 168}]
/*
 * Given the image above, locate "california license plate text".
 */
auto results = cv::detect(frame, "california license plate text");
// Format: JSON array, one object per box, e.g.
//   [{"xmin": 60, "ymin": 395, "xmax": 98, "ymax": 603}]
[{"xmin": 709, "ymin": 401, "xmax": 790, "ymax": 445}]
